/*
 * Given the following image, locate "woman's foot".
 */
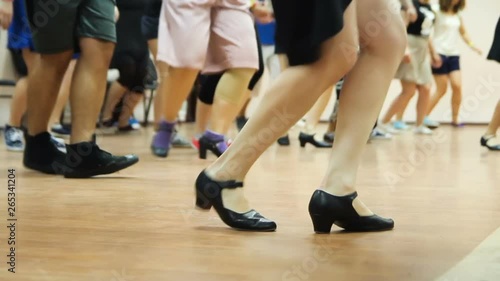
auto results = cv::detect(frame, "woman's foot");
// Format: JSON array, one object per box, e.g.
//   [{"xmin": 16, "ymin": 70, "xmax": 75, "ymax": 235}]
[
  {"xmin": 308, "ymin": 189, "xmax": 394, "ymax": 233},
  {"xmin": 393, "ymin": 120, "xmax": 409, "ymax": 130},
  {"xmin": 481, "ymin": 135, "xmax": 500, "ymax": 151},
  {"xmin": 423, "ymin": 117, "xmax": 439, "ymax": 129},
  {"xmin": 195, "ymin": 171, "xmax": 277, "ymax": 231},
  {"xmin": 51, "ymin": 123, "xmax": 71, "ymax": 137}
]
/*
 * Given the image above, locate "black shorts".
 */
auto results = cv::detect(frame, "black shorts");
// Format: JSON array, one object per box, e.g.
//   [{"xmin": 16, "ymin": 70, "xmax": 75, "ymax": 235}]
[
  {"xmin": 25, "ymin": 0, "xmax": 116, "ymax": 54},
  {"xmin": 141, "ymin": 15, "xmax": 159, "ymax": 41},
  {"xmin": 271, "ymin": 0, "xmax": 352, "ymax": 66},
  {"xmin": 487, "ymin": 17, "xmax": 500, "ymax": 63},
  {"xmin": 110, "ymin": 50, "xmax": 150, "ymax": 93},
  {"xmin": 432, "ymin": 55, "xmax": 460, "ymax": 75}
]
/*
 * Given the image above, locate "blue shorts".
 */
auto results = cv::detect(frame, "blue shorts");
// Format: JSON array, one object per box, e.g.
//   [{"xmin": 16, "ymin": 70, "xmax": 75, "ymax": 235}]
[
  {"xmin": 432, "ymin": 54, "xmax": 460, "ymax": 75},
  {"xmin": 8, "ymin": 0, "xmax": 34, "ymax": 50}
]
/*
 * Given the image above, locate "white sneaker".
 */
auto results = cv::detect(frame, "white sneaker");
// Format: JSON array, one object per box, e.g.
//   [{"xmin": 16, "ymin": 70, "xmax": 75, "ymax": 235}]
[
  {"xmin": 370, "ymin": 128, "xmax": 393, "ymax": 140},
  {"xmin": 414, "ymin": 125, "xmax": 433, "ymax": 135},
  {"xmin": 377, "ymin": 123, "xmax": 399, "ymax": 135}
]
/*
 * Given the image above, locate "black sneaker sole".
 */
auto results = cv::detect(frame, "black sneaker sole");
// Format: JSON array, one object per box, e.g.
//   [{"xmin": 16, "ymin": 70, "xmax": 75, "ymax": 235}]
[{"xmin": 63, "ymin": 156, "xmax": 139, "ymax": 178}]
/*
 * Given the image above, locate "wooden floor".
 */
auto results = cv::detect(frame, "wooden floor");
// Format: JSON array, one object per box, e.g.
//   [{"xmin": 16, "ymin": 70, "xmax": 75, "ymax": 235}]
[{"xmin": 0, "ymin": 124, "xmax": 499, "ymax": 281}]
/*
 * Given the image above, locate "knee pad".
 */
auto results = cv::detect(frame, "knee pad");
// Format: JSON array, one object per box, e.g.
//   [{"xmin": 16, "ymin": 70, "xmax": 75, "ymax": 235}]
[{"xmin": 198, "ymin": 74, "xmax": 223, "ymax": 105}]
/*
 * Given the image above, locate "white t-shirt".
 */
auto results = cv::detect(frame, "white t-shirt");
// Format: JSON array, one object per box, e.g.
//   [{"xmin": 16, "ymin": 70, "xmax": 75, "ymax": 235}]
[{"xmin": 432, "ymin": 5, "xmax": 462, "ymax": 56}]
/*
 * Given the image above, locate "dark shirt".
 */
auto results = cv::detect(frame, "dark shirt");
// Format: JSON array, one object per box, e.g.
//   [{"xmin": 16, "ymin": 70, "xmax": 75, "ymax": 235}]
[
  {"xmin": 407, "ymin": 0, "xmax": 435, "ymax": 37},
  {"xmin": 115, "ymin": 0, "xmax": 148, "ymax": 53},
  {"xmin": 144, "ymin": 0, "xmax": 162, "ymax": 18}
]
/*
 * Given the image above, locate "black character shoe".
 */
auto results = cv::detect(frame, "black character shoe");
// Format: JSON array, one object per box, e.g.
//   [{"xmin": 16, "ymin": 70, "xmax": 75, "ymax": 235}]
[
  {"xmin": 198, "ymin": 135, "xmax": 227, "ymax": 159},
  {"xmin": 299, "ymin": 132, "xmax": 332, "ymax": 148},
  {"xmin": 323, "ymin": 132, "xmax": 334, "ymax": 143},
  {"xmin": 195, "ymin": 171, "xmax": 277, "ymax": 231},
  {"xmin": 308, "ymin": 190, "xmax": 394, "ymax": 233},
  {"xmin": 277, "ymin": 135, "xmax": 290, "ymax": 146},
  {"xmin": 481, "ymin": 135, "xmax": 500, "ymax": 151},
  {"xmin": 63, "ymin": 141, "xmax": 139, "ymax": 178},
  {"xmin": 23, "ymin": 132, "xmax": 66, "ymax": 174}
]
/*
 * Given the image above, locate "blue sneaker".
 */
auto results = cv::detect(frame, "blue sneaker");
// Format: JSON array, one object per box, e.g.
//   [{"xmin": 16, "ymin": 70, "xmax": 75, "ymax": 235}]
[
  {"xmin": 51, "ymin": 124, "xmax": 71, "ymax": 137},
  {"xmin": 393, "ymin": 120, "xmax": 409, "ymax": 130},
  {"xmin": 50, "ymin": 136, "xmax": 67, "ymax": 153},
  {"xmin": 4, "ymin": 124, "xmax": 24, "ymax": 152},
  {"xmin": 129, "ymin": 117, "xmax": 140, "ymax": 130}
]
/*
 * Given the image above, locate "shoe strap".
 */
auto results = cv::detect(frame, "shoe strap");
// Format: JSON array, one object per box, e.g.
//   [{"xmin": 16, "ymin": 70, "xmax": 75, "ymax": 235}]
[{"xmin": 218, "ymin": 180, "xmax": 244, "ymax": 189}]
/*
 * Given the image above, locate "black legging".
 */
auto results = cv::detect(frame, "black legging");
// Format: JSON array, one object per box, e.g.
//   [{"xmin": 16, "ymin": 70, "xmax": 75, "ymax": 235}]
[
  {"xmin": 198, "ymin": 25, "xmax": 265, "ymax": 105},
  {"xmin": 110, "ymin": 50, "xmax": 149, "ymax": 94}
]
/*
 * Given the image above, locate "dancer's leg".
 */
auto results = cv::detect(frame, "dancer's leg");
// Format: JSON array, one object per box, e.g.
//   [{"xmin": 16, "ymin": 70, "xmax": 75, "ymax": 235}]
[
  {"xmin": 205, "ymin": 2, "xmax": 359, "ymax": 211},
  {"xmin": 381, "ymin": 81, "xmax": 417, "ymax": 124},
  {"xmin": 322, "ymin": 0, "xmax": 406, "ymax": 199},
  {"xmin": 8, "ymin": 49, "xmax": 36, "ymax": 127},
  {"xmin": 102, "ymin": 81, "xmax": 128, "ymax": 121},
  {"xmin": 415, "ymin": 84, "xmax": 431, "ymax": 126},
  {"xmin": 303, "ymin": 86, "xmax": 334, "ymax": 134},
  {"xmin": 427, "ymin": 74, "xmax": 448, "ymax": 114},
  {"xmin": 485, "ymin": 100, "xmax": 500, "ymax": 136},
  {"xmin": 449, "ymin": 70, "xmax": 462, "ymax": 125},
  {"xmin": 118, "ymin": 92, "xmax": 143, "ymax": 128},
  {"xmin": 49, "ymin": 59, "xmax": 76, "ymax": 127}
]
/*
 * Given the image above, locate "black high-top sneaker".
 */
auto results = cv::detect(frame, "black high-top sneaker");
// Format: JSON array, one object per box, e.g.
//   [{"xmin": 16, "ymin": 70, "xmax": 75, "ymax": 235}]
[
  {"xmin": 63, "ymin": 138, "xmax": 138, "ymax": 178},
  {"xmin": 23, "ymin": 132, "xmax": 67, "ymax": 174}
]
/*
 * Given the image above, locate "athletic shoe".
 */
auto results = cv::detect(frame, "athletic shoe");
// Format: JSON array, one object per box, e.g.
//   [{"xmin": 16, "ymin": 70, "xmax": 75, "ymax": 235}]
[
  {"xmin": 129, "ymin": 117, "xmax": 141, "ymax": 130},
  {"xmin": 172, "ymin": 131, "xmax": 192, "ymax": 148},
  {"xmin": 370, "ymin": 128, "xmax": 392, "ymax": 140},
  {"xmin": 423, "ymin": 117, "xmax": 439, "ymax": 129},
  {"xmin": 377, "ymin": 123, "xmax": 399, "ymax": 135},
  {"xmin": 414, "ymin": 125, "xmax": 433, "ymax": 135},
  {"xmin": 51, "ymin": 124, "xmax": 71, "ymax": 137},
  {"xmin": 23, "ymin": 132, "xmax": 66, "ymax": 174},
  {"xmin": 4, "ymin": 124, "xmax": 24, "ymax": 152},
  {"xmin": 393, "ymin": 120, "xmax": 409, "ymax": 130},
  {"xmin": 50, "ymin": 136, "xmax": 67, "ymax": 153}
]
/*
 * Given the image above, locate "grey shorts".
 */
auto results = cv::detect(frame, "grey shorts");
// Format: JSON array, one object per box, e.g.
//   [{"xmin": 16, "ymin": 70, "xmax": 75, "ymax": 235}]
[{"xmin": 25, "ymin": 0, "xmax": 117, "ymax": 54}]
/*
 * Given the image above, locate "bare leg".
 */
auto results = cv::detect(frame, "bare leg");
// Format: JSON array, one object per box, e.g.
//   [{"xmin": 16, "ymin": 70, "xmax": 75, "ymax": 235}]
[
  {"xmin": 303, "ymin": 86, "xmax": 334, "ymax": 134},
  {"xmin": 69, "ymin": 38, "xmax": 115, "ymax": 143},
  {"xmin": 102, "ymin": 81, "xmax": 128, "ymax": 121},
  {"xmin": 118, "ymin": 92, "xmax": 143, "ymax": 128},
  {"xmin": 485, "ymin": 100, "xmax": 500, "ymax": 136},
  {"xmin": 381, "ymin": 80, "xmax": 417, "ymax": 124},
  {"xmin": 49, "ymin": 59, "xmax": 76, "ymax": 127},
  {"xmin": 427, "ymin": 74, "xmax": 448, "ymax": 115},
  {"xmin": 415, "ymin": 83, "xmax": 431, "ymax": 126},
  {"xmin": 205, "ymin": 2, "xmax": 359, "ymax": 212},
  {"xmin": 8, "ymin": 49, "xmax": 36, "ymax": 127},
  {"xmin": 322, "ymin": 0, "xmax": 406, "ymax": 203},
  {"xmin": 27, "ymin": 51, "xmax": 73, "ymax": 136},
  {"xmin": 449, "ymin": 70, "xmax": 462, "ymax": 125}
]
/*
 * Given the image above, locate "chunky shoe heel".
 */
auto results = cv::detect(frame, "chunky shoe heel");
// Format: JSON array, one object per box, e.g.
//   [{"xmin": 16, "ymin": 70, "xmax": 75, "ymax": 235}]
[
  {"xmin": 195, "ymin": 190, "xmax": 212, "ymax": 210},
  {"xmin": 300, "ymin": 140, "xmax": 307, "ymax": 147},
  {"xmin": 195, "ymin": 171, "xmax": 277, "ymax": 231},
  {"xmin": 198, "ymin": 136, "xmax": 225, "ymax": 159},
  {"xmin": 310, "ymin": 214, "xmax": 335, "ymax": 234},
  {"xmin": 308, "ymin": 189, "xmax": 394, "ymax": 233},
  {"xmin": 199, "ymin": 146, "xmax": 208, "ymax": 159}
]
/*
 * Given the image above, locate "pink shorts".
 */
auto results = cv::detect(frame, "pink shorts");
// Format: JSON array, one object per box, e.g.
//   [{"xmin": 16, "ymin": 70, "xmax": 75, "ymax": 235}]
[{"xmin": 157, "ymin": 0, "xmax": 259, "ymax": 74}]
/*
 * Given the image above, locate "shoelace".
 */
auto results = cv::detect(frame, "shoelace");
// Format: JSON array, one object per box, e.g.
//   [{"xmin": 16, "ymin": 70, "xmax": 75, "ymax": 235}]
[{"xmin": 6, "ymin": 128, "xmax": 23, "ymax": 142}]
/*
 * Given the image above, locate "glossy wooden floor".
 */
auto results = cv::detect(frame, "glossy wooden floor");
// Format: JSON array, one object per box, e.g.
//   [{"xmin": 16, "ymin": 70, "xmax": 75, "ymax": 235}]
[{"xmin": 0, "ymin": 124, "xmax": 499, "ymax": 281}]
